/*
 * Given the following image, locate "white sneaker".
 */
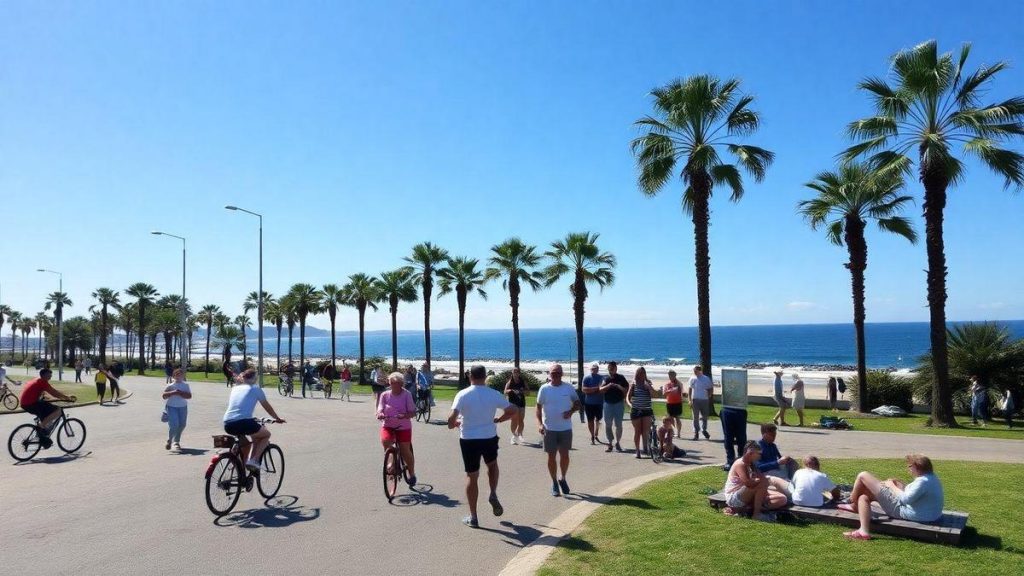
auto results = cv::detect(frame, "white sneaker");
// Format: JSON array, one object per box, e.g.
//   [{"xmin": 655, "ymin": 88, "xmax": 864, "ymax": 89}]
[
  {"xmin": 171, "ymin": 442, "xmax": 181, "ymax": 451},
  {"xmin": 517, "ymin": 435, "xmax": 525, "ymax": 444},
  {"xmin": 510, "ymin": 436, "xmax": 518, "ymax": 445}
]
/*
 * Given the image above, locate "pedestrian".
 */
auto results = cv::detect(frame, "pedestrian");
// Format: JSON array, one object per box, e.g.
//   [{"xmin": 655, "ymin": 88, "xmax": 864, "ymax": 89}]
[
  {"xmin": 719, "ymin": 388, "xmax": 748, "ymax": 470},
  {"xmin": 999, "ymin": 389, "xmax": 1016, "ymax": 429},
  {"xmin": 969, "ymin": 375, "xmax": 987, "ymax": 427},
  {"xmin": 404, "ymin": 365, "xmax": 417, "ymax": 397},
  {"xmin": 687, "ymin": 366, "xmax": 715, "ymax": 440},
  {"xmin": 789, "ymin": 374, "xmax": 806, "ymax": 427},
  {"xmin": 162, "ymin": 368, "xmax": 192, "ymax": 452},
  {"xmin": 826, "ymin": 376, "xmax": 838, "ymax": 411},
  {"xmin": 581, "ymin": 363, "xmax": 605, "ymax": 444},
  {"xmin": 94, "ymin": 363, "xmax": 109, "ymax": 404},
  {"xmin": 447, "ymin": 365, "xmax": 516, "ymax": 528},
  {"xmin": 536, "ymin": 363, "xmax": 580, "ymax": 496},
  {"xmin": 222, "ymin": 360, "xmax": 234, "ymax": 387},
  {"xmin": 164, "ymin": 362, "xmax": 173, "ymax": 384},
  {"xmin": 370, "ymin": 366, "xmax": 388, "ymax": 405},
  {"xmin": 109, "ymin": 361, "xmax": 124, "ymax": 403},
  {"xmin": 503, "ymin": 367, "xmax": 529, "ymax": 445},
  {"xmin": 626, "ymin": 366, "xmax": 656, "ymax": 459},
  {"xmin": 84, "ymin": 356, "xmax": 92, "ymax": 374},
  {"xmin": 661, "ymin": 370, "xmax": 685, "ymax": 438},
  {"xmin": 599, "ymin": 361, "xmax": 628, "ymax": 452},
  {"xmin": 771, "ymin": 370, "xmax": 790, "ymax": 426},
  {"xmin": 74, "ymin": 359, "xmax": 84, "ymax": 383},
  {"xmin": 340, "ymin": 362, "xmax": 353, "ymax": 401}
]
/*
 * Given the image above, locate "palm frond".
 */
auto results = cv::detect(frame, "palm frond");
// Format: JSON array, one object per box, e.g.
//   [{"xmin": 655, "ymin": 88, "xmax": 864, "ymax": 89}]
[{"xmin": 876, "ymin": 216, "xmax": 918, "ymax": 243}]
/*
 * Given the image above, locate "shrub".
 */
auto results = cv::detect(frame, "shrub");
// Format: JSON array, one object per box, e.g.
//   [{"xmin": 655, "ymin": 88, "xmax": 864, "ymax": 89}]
[
  {"xmin": 849, "ymin": 370, "xmax": 915, "ymax": 413},
  {"xmin": 486, "ymin": 369, "xmax": 543, "ymax": 396}
]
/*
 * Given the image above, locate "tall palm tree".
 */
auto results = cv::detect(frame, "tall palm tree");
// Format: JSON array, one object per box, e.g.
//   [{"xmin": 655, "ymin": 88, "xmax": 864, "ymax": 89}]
[
  {"xmin": 264, "ymin": 299, "xmax": 284, "ymax": 372},
  {"xmin": 378, "ymin": 268, "xmax": 418, "ymax": 370},
  {"xmin": 485, "ymin": 238, "xmax": 545, "ymax": 368},
  {"xmin": 438, "ymin": 257, "xmax": 489, "ymax": 387},
  {"xmin": 844, "ymin": 40, "xmax": 1024, "ymax": 427},
  {"xmin": 285, "ymin": 283, "xmax": 323, "ymax": 396},
  {"xmin": 799, "ymin": 162, "xmax": 918, "ymax": 411},
  {"xmin": 633, "ymin": 75, "xmax": 774, "ymax": 410},
  {"xmin": 34, "ymin": 312, "xmax": 49, "ymax": 360},
  {"xmin": 321, "ymin": 284, "xmax": 345, "ymax": 370},
  {"xmin": 44, "ymin": 291, "xmax": 73, "ymax": 370},
  {"xmin": 215, "ymin": 325, "xmax": 244, "ymax": 364},
  {"xmin": 89, "ymin": 287, "xmax": 122, "ymax": 363},
  {"xmin": 235, "ymin": 314, "xmax": 252, "ymax": 365},
  {"xmin": 243, "ymin": 290, "xmax": 271, "ymax": 363},
  {"xmin": 543, "ymin": 233, "xmax": 616, "ymax": 387},
  {"xmin": 341, "ymin": 274, "xmax": 380, "ymax": 384},
  {"xmin": 4, "ymin": 309, "xmax": 19, "ymax": 362},
  {"xmin": 405, "ymin": 242, "xmax": 449, "ymax": 371},
  {"xmin": 125, "ymin": 283, "xmax": 159, "ymax": 374},
  {"xmin": 196, "ymin": 304, "xmax": 221, "ymax": 375},
  {"xmin": 0, "ymin": 305, "xmax": 10, "ymax": 356},
  {"xmin": 20, "ymin": 319, "xmax": 34, "ymax": 359},
  {"xmin": 280, "ymin": 296, "xmax": 297, "ymax": 365}
]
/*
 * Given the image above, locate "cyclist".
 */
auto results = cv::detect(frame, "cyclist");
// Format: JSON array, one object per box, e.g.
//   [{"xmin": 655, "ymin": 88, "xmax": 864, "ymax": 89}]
[
  {"xmin": 222, "ymin": 369, "xmax": 285, "ymax": 472},
  {"xmin": 1, "ymin": 363, "xmax": 19, "ymax": 388},
  {"xmin": 19, "ymin": 368, "xmax": 76, "ymax": 448},
  {"xmin": 377, "ymin": 371, "xmax": 417, "ymax": 486},
  {"xmin": 416, "ymin": 362, "xmax": 435, "ymax": 407}
]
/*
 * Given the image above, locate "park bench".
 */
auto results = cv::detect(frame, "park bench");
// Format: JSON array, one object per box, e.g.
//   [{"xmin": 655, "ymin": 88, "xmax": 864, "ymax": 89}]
[{"xmin": 706, "ymin": 492, "xmax": 969, "ymax": 545}]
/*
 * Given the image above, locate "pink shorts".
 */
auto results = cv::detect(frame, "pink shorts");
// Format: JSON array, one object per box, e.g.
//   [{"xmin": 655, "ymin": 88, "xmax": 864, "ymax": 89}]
[{"xmin": 381, "ymin": 427, "xmax": 412, "ymax": 443}]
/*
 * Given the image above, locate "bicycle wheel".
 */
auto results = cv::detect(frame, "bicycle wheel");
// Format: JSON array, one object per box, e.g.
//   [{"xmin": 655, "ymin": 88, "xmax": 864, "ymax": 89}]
[
  {"xmin": 2, "ymin": 393, "xmax": 18, "ymax": 410},
  {"xmin": 382, "ymin": 447, "xmax": 400, "ymax": 502},
  {"xmin": 257, "ymin": 444, "xmax": 285, "ymax": 498},
  {"xmin": 8, "ymin": 424, "xmax": 41, "ymax": 462},
  {"xmin": 278, "ymin": 381, "xmax": 288, "ymax": 396},
  {"xmin": 205, "ymin": 455, "xmax": 242, "ymax": 516},
  {"xmin": 324, "ymin": 383, "xmax": 332, "ymax": 399},
  {"xmin": 424, "ymin": 402, "xmax": 431, "ymax": 423},
  {"xmin": 57, "ymin": 418, "xmax": 87, "ymax": 453}
]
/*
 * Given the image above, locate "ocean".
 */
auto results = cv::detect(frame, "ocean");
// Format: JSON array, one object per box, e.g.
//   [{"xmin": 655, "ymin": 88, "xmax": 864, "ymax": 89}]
[{"xmin": 254, "ymin": 321, "xmax": 1024, "ymax": 369}]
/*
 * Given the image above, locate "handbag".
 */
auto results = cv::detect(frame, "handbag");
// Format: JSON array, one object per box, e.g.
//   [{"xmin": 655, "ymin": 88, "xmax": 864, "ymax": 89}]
[{"xmin": 161, "ymin": 410, "xmax": 168, "ymax": 423}]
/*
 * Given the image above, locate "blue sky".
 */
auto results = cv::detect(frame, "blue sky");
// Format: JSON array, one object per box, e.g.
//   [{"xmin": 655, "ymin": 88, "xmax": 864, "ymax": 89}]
[{"xmin": 1, "ymin": 1, "xmax": 1022, "ymax": 332}]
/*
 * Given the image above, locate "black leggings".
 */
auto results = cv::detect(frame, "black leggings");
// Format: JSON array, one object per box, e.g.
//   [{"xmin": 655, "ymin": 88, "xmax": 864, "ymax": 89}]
[{"xmin": 110, "ymin": 379, "xmax": 121, "ymax": 397}]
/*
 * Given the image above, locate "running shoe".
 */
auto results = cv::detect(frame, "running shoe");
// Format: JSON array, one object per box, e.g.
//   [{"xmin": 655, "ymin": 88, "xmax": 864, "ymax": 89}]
[
  {"xmin": 489, "ymin": 495, "xmax": 504, "ymax": 516},
  {"xmin": 462, "ymin": 516, "xmax": 479, "ymax": 528},
  {"xmin": 551, "ymin": 482, "xmax": 560, "ymax": 497},
  {"xmin": 558, "ymin": 479, "xmax": 570, "ymax": 495}
]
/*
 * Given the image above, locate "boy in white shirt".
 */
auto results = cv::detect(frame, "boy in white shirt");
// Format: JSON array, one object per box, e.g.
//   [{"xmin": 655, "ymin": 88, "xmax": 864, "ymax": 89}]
[{"xmin": 790, "ymin": 455, "xmax": 841, "ymax": 507}]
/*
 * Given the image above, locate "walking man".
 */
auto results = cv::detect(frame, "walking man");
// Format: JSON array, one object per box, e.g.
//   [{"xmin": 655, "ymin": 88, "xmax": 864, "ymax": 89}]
[
  {"xmin": 687, "ymin": 365, "xmax": 714, "ymax": 440},
  {"xmin": 771, "ymin": 370, "xmax": 790, "ymax": 426},
  {"xmin": 537, "ymin": 363, "xmax": 581, "ymax": 496},
  {"xmin": 599, "ymin": 361, "xmax": 628, "ymax": 452},
  {"xmin": 581, "ymin": 363, "xmax": 604, "ymax": 444},
  {"xmin": 448, "ymin": 365, "xmax": 517, "ymax": 528}
]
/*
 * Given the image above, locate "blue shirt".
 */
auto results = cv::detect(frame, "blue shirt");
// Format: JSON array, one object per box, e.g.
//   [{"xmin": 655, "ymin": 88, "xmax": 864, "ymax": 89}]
[
  {"xmin": 897, "ymin": 473, "xmax": 945, "ymax": 522},
  {"xmin": 581, "ymin": 373, "xmax": 604, "ymax": 405},
  {"xmin": 756, "ymin": 439, "xmax": 783, "ymax": 472},
  {"xmin": 416, "ymin": 370, "xmax": 433, "ymax": 390},
  {"xmin": 773, "ymin": 376, "xmax": 784, "ymax": 398},
  {"xmin": 223, "ymin": 384, "xmax": 267, "ymax": 423}
]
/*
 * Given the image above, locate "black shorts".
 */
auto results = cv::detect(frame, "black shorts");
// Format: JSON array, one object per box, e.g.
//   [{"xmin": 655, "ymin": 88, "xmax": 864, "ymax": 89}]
[
  {"xmin": 666, "ymin": 403, "xmax": 683, "ymax": 417},
  {"xmin": 459, "ymin": 436, "xmax": 499, "ymax": 474},
  {"xmin": 23, "ymin": 401, "xmax": 58, "ymax": 421},
  {"xmin": 507, "ymin": 394, "xmax": 526, "ymax": 409},
  {"xmin": 584, "ymin": 403, "xmax": 603, "ymax": 421},
  {"xmin": 630, "ymin": 408, "xmax": 654, "ymax": 420},
  {"xmin": 109, "ymin": 378, "xmax": 120, "ymax": 390},
  {"xmin": 224, "ymin": 418, "xmax": 262, "ymax": 437},
  {"xmin": 370, "ymin": 384, "xmax": 387, "ymax": 394}
]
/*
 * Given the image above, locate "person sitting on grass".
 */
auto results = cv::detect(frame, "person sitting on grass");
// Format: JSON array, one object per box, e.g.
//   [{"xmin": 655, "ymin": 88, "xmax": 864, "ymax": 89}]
[
  {"xmin": 722, "ymin": 440, "xmax": 788, "ymax": 521},
  {"xmin": 757, "ymin": 423, "xmax": 798, "ymax": 481},
  {"xmin": 656, "ymin": 416, "xmax": 687, "ymax": 461},
  {"xmin": 838, "ymin": 454, "xmax": 945, "ymax": 541},
  {"xmin": 790, "ymin": 455, "xmax": 841, "ymax": 507}
]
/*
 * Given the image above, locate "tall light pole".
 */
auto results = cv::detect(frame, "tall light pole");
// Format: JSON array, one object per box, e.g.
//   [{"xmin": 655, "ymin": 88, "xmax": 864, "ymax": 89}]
[
  {"xmin": 37, "ymin": 269, "xmax": 63, "ymax": 381},
  {"xmin": 151, "ymin": 231, "xmax": 188, "ymax": 368},
  {"xmin": 225, "ymin": 205, "xmax": 264, "ymax": 387}
]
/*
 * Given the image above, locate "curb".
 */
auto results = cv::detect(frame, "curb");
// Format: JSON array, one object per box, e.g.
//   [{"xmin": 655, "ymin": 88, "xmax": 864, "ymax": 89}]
[{"xmin": 497, "ymin": 463, "xmax": 717, "ymax": 576}]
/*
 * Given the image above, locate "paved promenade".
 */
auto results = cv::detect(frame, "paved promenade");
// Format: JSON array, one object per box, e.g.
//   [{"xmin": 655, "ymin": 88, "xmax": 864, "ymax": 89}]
[{"xmin": 2, "ymin": 375, "xmax": 1020, "ymax": 576}]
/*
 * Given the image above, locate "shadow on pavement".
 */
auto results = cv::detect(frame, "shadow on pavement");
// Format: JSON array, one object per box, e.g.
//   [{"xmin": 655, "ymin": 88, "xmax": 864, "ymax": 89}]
[
  {"xmin": 169, "ymin": 448, "xmax": 209, "ymax": 456},
  {"xmin": 214, "ymin": 495, "xmax": 321, "ymax": 528},
  {"xmin": 565, "ymin": 492, "xmax": 659, "ymax": 510},
  {"xmin": 387, "ymin": 484, "xmax": 461, "ymax": 508},
  {"xmin": 475, "ymin": 520, "xmax": 543, "ymax": 547},
  {"xmin": 13, "ymin": 450, "xmax": 92, "ymax": 466}
]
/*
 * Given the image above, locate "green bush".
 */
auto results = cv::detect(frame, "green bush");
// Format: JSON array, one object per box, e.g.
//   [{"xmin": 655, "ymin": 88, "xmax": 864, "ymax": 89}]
[
  {"xmin": 486, "ymin": 369, "xmax": 543, "ymax": 396},
  {"xmin": 850, "ymin": 370, "xmax": 915, "ymax": 412}
]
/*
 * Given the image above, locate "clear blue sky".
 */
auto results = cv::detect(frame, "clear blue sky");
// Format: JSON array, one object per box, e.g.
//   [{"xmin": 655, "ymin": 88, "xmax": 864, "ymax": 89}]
[{"xmin": 2, "ymin": 1, "xmax": 1022, "ymax": 332}]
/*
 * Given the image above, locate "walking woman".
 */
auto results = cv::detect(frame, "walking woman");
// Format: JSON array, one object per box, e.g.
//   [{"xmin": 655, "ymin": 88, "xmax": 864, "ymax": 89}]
[
  {"xmin": 162, "ymin": 368, "xmax": 192, "ymax": 451},
  {"xmin": 504, "ymin": 368, "xmax": 529, "ymax": 445},
  {"xmin": 109, "ymin": 366, "xmax": 122, "ymax": 403},
  {"xmin": 95, "ymin": 363, "xmax": 109, "ymax": 404},
  {"xmin": 626, "ymin": 367, "xmax": 657, "ymax": 459},
  {"xmin": 826, "ymin": 376, "xmax": 838, "ymax": 411},
  {"xmin": 661, "ymin": 370, "xmax": 684, "ymax": 438},
  {"xmin": 789, "ymin": 374, "xmax": 806, "ymax": 427}
]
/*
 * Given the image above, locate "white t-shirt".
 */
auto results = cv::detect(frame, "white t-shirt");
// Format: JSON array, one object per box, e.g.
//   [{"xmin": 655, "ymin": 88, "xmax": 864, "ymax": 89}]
[
  {"xmin": 790, "ymin": 468, "xmax": 837, "ymax": 507},
  {"xmin": 688, "ymin": 374, "xmax": 714, "ymax": 400},
  {"xmin": 223, "ymin": 384, "xmax": 267, "ymax": 423},
  {"xmin": 452, "ymin": 384, "xmax": 512, "ymax": 440},
  {"xmin": 164, "ymin": 381, "xmax": 192, "ymax": 408},
  {"xmin": 537, "ymin": 382, "xmax": 578, "ymax": 432}
]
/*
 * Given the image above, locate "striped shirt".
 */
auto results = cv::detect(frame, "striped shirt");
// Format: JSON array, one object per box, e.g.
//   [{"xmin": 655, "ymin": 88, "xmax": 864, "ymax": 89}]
[{"xmin": 631, "ymin": 380, "xmax": 653, "ymax": 410}]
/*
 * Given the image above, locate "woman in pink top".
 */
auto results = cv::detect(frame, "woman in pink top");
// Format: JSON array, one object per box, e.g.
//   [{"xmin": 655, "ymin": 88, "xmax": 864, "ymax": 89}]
[{"xmin": 377, "ymin": 372, "xmax": 417, "ymax": 486}]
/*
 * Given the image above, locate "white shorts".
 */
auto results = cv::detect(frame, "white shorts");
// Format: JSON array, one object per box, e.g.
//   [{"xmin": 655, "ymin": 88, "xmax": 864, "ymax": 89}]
[{"xmin": 726, "ymin": 487, "xmax": 750, "ymax": 509}]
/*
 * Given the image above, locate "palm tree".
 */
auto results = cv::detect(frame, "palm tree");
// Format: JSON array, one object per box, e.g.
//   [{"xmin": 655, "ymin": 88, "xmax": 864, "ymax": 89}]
[
  {"xmin": 543, "ymin": 233, "xmax": 616, "ymax": 387},
  {"xmin": 633, "ymin": 75, "xmax": 773, "ymax": 410},
  {"xmin": 264, "ymin": 299, "xmax": 284, "ymax": 372},
  {"xmin": 235, "ymin": 314, "xmax": 252, "ymax": 364},
  {"xmin": 378, "ymin": 268, "xmax": 418, "ymax": 370},
  {"xmin": 125, "ymin": 283, "xmax": 159, "ymax": 374},
  {"xmin": 280, "ymin": 296, "xmax": 297, "ymax": 365},
  {"xmin": 341, "ymin": 274, "xmax": 380, "ymax": 384},
  {"xmin": 438, "ymin": 257, "xmax": 489, "ymax": 387},
  {"xmin": 405, "ymin": 242, "xmax": 449, "ymax": 372},
  {"xmin": 34, "ymin": 312, "xmax": 49, "ymax": 360},
  {"xmin": 89, "ymin": 288, "xmax": 122, "ymax": 364},
  {"xmin": 20, "ymin": 319, "xmax": 34, "ymax": 359},
  {"xmin": 243, "ymin": 290, "xmax": 271, "ymax": 364},
  {"xmin": 485, "ymin": 238, "xmax": 544, "ymax": 368},
  {"xmin": 215, "ymin": 325, "xmax": 244, "ymax": 364},
  {"xmin": 799, "ymin": 162, "xmax": 918, "ymax": 411},
  {"xmin": 285, "ymin": 283, "xmax": 323, "ymax": 396},
  {"xmin": 321, "ymin": 284, "xmax": 345, "ymax": 370},
  {"xmin": 844, "ymin": 40, "xmax": 1024, "ymax": 427},
  {"xmin": 3, "ymin": 308, "xmax": 17, "ymax": 362},
  {"xmin": 0, "ymin": 305, "xmax": 10, "ymax": 354},
  {"xmin": 196, "ymin": 305, "xmax": 221, "ymax": 375},
  {"xmin": 44, "ymin": 291, "xmax": 73, "ymax": 370},
  {"xmin": 915, "ymin": 323, "xmax": 1024, "ymax": 411}
]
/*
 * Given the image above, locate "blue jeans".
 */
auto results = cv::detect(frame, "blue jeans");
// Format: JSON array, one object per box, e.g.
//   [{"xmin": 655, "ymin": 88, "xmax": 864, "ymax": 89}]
[
  {"xmin": 719, "ymin": 407, "xmax": 747, "ymax": 466},
  {"xmin": 603, "ymin": 401, "xmax": 624, "ymax": 443},
  {"xmin": 166, "ymin": 405, "xmax": 188, "ymax": 443},
  {"xmin": 971, "ymin": 397, "xmax": 984, "ymax": 424}
]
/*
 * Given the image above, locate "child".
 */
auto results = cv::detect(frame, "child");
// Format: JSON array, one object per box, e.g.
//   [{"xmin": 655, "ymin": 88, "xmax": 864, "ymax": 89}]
[
  {"xmin": 657, "ymin": 416, "xmax": 687, "ymax": 460},
  {"xmin": 790, "ymin": 456, "xmax": 841, "ymax": 507}
]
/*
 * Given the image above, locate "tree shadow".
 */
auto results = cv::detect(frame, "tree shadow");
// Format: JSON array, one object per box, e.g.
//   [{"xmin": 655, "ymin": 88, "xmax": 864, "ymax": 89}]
[
  {"xmin": 568, "ymin": 493, "xmax": 659, "ymax": 510},
  {"xmin": 13, "ymin": 451, "xmax": 92, "ymax": 465},
  {"xmin": 214, "ymin": 495, "xmax": 320, "ymax": 528}
]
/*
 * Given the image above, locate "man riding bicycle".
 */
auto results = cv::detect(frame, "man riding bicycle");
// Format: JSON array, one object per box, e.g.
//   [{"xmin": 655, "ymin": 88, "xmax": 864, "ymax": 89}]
[
  {"xmin": 19, "ymin": 368, "xmax": 76, "ymax": 448},
  {"xmin": 223, "ymin": 369, "xmax": 285, "ymax": 471},
  {"xmin": 378, "ymin": 371, "xmax": 417, "ymax": 486},
  {"xmin": 416, "ymin": 362, "xmax": 435, "ymax": 407}
]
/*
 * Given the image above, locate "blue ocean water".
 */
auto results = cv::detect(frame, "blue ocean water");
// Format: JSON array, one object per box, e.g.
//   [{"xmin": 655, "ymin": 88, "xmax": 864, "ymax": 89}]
[{"xmin": 257, "ymin": 321, "xmax": 1024, "ymax": 369}]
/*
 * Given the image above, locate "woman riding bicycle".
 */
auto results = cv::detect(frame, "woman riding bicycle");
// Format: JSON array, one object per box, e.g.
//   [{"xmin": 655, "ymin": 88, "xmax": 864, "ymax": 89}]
[
  {"xmin": 377, "ymin": 371, "xmax": 417, "ymax": 486},
  {"xmin": 222, "ymin": 369, "xmax": 285, "ymax": 471}
]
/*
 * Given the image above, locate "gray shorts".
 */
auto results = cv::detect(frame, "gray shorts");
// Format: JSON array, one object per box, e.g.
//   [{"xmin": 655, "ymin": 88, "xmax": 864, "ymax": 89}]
[
  {"xmin": 877, "ymin": 486, "xmax": 903, "ymax": 518},
  {"xmin": 542, "ymin": 429, "xmax": 572, "ymax": 453},
  {"xmin": 773, "ymin": 395, "xmax": 789, "ymax": 408}
]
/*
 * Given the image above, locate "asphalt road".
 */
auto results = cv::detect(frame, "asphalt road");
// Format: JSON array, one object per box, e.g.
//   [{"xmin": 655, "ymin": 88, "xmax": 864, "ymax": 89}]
[{"xmin": 2, "ymin": 375, "xmax": 1020, "ymax": 576}]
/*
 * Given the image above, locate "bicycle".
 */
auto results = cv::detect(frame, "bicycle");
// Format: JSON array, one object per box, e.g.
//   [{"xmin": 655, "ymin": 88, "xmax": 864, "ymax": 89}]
[
  {"xmin": 414, "ymin": 388, "xmax": 432, "ymax": 423},
  {"xmin": 1, "ymin": 380, "xmax": 21, "ymax": 410},
  {"xmin": 204, "ymin": 418, "xmax": 285, "ymax": 516},
  {"xmin": 8, "ymin": 400, "xmax": 86, "ymax": 462},
  {"xmin": 646, "ymin": 419, "xmax": 663, "ymax": 463},
  {"xmin": 278, "ymin": 374, "xmax": 294, "ymax": 397},
  {"xmin": 382, "ymin": 424, "xmax": 414, "ymax": 502}
]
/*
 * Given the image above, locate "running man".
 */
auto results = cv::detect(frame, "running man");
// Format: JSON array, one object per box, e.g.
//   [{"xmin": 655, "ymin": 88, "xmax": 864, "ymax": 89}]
[
  {"xmin": 222, "ymin": 369, "xmax": 285, "ymax": 471},
  {"xmin": 19, "ymin": 368, "xmax": 76, "ymax": 448},
  {"xmin": 448, "ymin": 365, "xmax": 517, "ymax": 528},
  {"xmin": 537, "ymin": 363, "xmax": 581, "ymax": 496}
]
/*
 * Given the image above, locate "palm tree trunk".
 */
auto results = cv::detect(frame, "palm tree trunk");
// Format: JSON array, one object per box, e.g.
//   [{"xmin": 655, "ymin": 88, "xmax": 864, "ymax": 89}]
[
  {"xmin": 137, "ymin": 307, "xmax": 146, "ymax": 375},
  {"xmin": 692, "ymin": 180, "xmax": 715, "ymax": 415},
  {"xmin": 299, "ymin": 318, "xmax": 306, "ymax": 397},
  {"xmin": 573, "ymin": 274, "xmax": 586, "ymax": 390},
  {"xmin": 846, "ymin": 217, "xmax": 869, "ymax": 412},
  {"xmin": 204, "ymin": 322, "xmax": 212, "ymax": 375},
  {"xmin": 275, "ymin": 326, "xmax": 282, "ymax": 372},
  {"xmin": 510, "ymin": 281, "xmax": 521, "ymax": 369},
  {"xmin": 922, "ymin": 175, "xmax": 955, "ymax": 426},
  {"xmin": 423, "ymin": 279, "xmax": 433, "ymax": 372},
  {"xmin": 358, "ymin": 306, "xmax": 366, "ymax": 384},
  {"xmin": 458, "ymin": 290, "xmax": 467, "ymax": 388},
  {"xmin": 99, "ymin": 308, "xmax": 108, "ymax": 364},
  {"xmin": 330, "ymin": 312, "xmax": 337, "ymax": 370},
  {"xmin": 391, "ymin": 304, "xmax": 399, "ymax": 372},
  {"xmin": 287, "ymin": 325, "xmax": 294, "ymax": 364}
]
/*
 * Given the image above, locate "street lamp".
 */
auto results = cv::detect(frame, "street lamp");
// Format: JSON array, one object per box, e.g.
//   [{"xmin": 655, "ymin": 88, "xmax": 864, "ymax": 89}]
[
  {"xmin": 151, "ymin": 231, "xmax": 188, "ymax": 369},
  {"xmin": 37, "ymin": 269, "xmax": 64, "ymax": 381},
  {"xmin": 225, "ymin": 205, "xmax": 264, "ymax": 387}
]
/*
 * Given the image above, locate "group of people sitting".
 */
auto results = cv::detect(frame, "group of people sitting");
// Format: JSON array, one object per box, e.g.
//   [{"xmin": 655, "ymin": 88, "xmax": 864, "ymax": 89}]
[{"xmin": 723, "ymin": 423, "xmax": 945, "ymax": 540}]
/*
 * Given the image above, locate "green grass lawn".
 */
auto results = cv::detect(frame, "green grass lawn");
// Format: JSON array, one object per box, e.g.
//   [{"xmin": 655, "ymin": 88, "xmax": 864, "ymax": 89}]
[
  {"xmin": 540, "ymin": 459, "xmax": 1023, "ymax": 576},
  {"xmin": 1, "ymin": 381, "xmax": 117, "ymax": 413}
]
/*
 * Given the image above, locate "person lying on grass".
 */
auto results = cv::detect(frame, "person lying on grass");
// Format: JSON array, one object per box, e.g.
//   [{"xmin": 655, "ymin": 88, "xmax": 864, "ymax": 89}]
[
  {"xmin": 838, "ymin": 454, "xmax": 945, "ymax": 541},
  {"xmin": 790, "ymin": 455, "xmax": 841, "ymax": 507},
  {"xmin": 722, "ymin": 441, "xmax": 789, "ymax": 521},
  {"xmin": 657, "ymin": 416, "xmax": 687, "ymax": 461}
]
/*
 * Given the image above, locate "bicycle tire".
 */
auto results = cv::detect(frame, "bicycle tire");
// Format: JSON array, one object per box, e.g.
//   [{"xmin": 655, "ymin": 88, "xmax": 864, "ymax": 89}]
[
  {"xmin": 383, "ymin": 447, "xmax": 400, "ymax": 502},
  {"xmin": 324, "ymin": 384, "xmax": 332, "ymax": 399},
  {"xmin": 8, "ymin": 424, "xmax": 41, "ymax": 462},
  {"xmin": 424, "ymin": 402, "xmax": 431, "ymax": 423},
  {"xmin": 278, "ymin": 381, "xmax": 288, "ymax": 396},
  {"xmin": 205, "ymin": 455, "xmax": 242, "ymax": 516},
  {"xmin": 57, "ymin": 418, "xmax": 87, "ymax": 453},
  {"xmin": 2, "ymin": 393, "xmax": 18, "ymax": 410},
  {"xmin": 257, "ymin": 444, "xmax": 285, "ymax": 498}
]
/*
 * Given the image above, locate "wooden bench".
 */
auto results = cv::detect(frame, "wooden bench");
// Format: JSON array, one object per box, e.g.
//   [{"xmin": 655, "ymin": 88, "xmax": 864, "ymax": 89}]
[{"xmin": 707, "ymin": 492, "xmax": 969, "ymax": 545}]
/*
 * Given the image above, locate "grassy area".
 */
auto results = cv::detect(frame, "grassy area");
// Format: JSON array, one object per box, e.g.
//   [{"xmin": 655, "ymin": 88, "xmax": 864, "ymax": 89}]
[
  {"xmin": 540, "ymin": 459, "xmax": 1023, "ymax": 576},
  {"xmin": 0, "ymin": 381, "xmax": 114, "ymax": 413}
]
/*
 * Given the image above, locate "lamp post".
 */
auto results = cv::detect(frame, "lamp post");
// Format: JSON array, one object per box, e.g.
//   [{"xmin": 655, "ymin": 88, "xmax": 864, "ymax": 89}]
[
  {"xmin": 151, "ymin": 231, "xmax": 188, "ymax": 369},
  {"xmin": 225, "ymin": 205, "xmax": 263, "ymax": 387},
  {"xmin": 37, "ymin": 269, "xmax": 63, "ymax": 381}
]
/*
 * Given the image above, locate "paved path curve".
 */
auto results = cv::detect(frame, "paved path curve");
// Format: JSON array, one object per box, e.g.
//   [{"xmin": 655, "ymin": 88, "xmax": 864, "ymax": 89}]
[{"xmin": 2, "ymin": 375, "xmax": 1020, "ymax": 576}]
